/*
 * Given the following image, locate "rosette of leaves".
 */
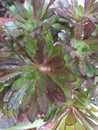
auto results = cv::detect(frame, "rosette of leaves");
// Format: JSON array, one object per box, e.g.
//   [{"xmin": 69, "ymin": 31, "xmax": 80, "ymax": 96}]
[{"xmin": 0, "ymin": 0, "xmax": 76, "ymax": 124}]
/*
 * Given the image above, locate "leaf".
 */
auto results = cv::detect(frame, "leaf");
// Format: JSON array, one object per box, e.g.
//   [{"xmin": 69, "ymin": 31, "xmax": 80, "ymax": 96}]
[
  {"xmin": 0, "ymin": 83, "xmax": 4, "ymax": 92},
  {"xmin": 28, "ymin": 92, "xmax": 39, "ymax": 122},
  {"xmin": 66, "ymin": 122, "xmax": 85, "ymax": 130},
  {"xmin": 8, "ymin": 81, "xmax": 32, "ymax": 111},
  {"xmin": 50, "ymin": 73, "xmax": 70, "ymax": 97},
  {"xmin": 85, "ymin": 39, "xmax": 98, "ymax": 52},
  {"xmin": 90, "ymin": 2, "xmax": 98, "ymax": 13},
  {"xmin": 15, "ymin": 2, "xmax": 32, "ymax": 19},
  {"xmin": 52, "ymin": 23, "xmax": 70, "ymax": 34},
  {"xmin": 74, "ymin": 41, "xmax": 92, "ymax": 57},
  {"xmin": 23, "ymin": 1, "xmax": 33, "ymax": 15},
  {"xmin": 42, "ymin": 56, "xmax": 65, "ymax": 72},
  {"xmin": 0, "ymin": 71, "xmax": 22, "ymax": 83},
  {"xmin": 38, "ymin": 92, "xmax": 48, "ymax": 114},
  {"xmin": 75, "ymin": 95, "xmax": 91, "ymax": 109},
  {"xmin": 86, "ymin": 61, "xmax": 95, "ymax": 77},
  {"xmin": 40, "ymin": 2, "xmax": 49, "ymax": 19},
  {"xmin": 74, "ymin": 63, "xmax": 80, "ymax": 76},
  {"xmin": 23, "ymin": 29, "xmax": 37, "ymax": 55},
  {"xmin": 65, "ymin": 112, "xmax": 77, "ymax": 126},
  {"xmin": 31, "ymin": 0, "xmax": 45, "ymax": 18},
  {"xmin": 12, "ymin": 78, "xmax": 28, "ymax": 90},
  {"xmin": 45, "ymin": 32, "xmax": 53, "ymax": 58},
  {"xmin": 84, "ymin": 0, "xmax": 90, "ymax": 12},
  {"xmin": 47, "ymin": 44, "xmax": 62, "ymax": 60},
  {"xmin": 84, "ymin": 0, "xmax": 95, "ymax": 13},
  {"xmin": 47, "ymin": 84, "xmax": 66, "ymax": 107},
  {"xmin": 84, "ymin": 22, "xmax": 96, "ymax": 39},
  {"xmin": 79, "ymin": 60, "xmax": 88, "ymax": 76},
  {"xmin": 64, "ymin": 69, "xmax": 76, "ymax": 83},
  {"xmin": 21, "ymin": 80, "xmax": 37, "ymax": 110},
  {"xmin": 6, "ymin": 119, "xmax": 45, "ymax": 130}
]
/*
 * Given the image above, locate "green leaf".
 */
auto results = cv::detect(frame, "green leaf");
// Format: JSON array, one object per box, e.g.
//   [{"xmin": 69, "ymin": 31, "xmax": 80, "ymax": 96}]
[
  {"xmin": 77, "ymin": 5, "xmax": 84, "ymax": 15},
  {"xmin": 0, "ymin": 71, "xmax": 22, "ymax": 83},
  {"xmin": 49, "ymin": 45, "xmax": 62, "ymax": 59},
  {"xmin": 23, "ymin": 29, "xmax": 37, "ymax": 55},
  {"xmin": 24, "ymin": 1, "xmax": 33, "ymax": 15},
  {"xmin": 12, "ymin": 78, "xmax": 28, "ymax": 90},
  {"xmin": 15, "ymin": 2, "xmax": 32, "ymax": 19},
  {"xmin": 37, "ymin": 87, "xmax": 48, "ymax": 114},
  {"xmin": 8, "ymin": 81, "xmax": 32, "ymax": 111},
  {"xmin": 6, "ymin": 119, "xmax": 45, "ymax": 130},
  {"xmin": 74, "ymin": 102, "xmax": 87, "ymax": 109},
  {"xmin": 66, "ymin": 122, "xmax": 85, "ymax": 130},
  {"xmin": 28, "ymin": 93, "xmax": 39, "ymax": 122},
  {"xmin": 43, "ymin": 15, "xmax": 59, "ymax": 29},
  {"xmin": 44, "ymin": 106, "xmax": 57, "ymax": 121},
  {"xmin": 40, "ymin": 2, "xmax": 48, "ymax": 19},
  {"xmin": 21, "ymin": 80, "xmax": 37, "ymax": 110},
  {"xmin": 52, "ymin": 23, "xmax": 70, "ymax": 35},
  {"xmin": 45, "ymin": 32, "xmax": 53, "ymax": 58},
  {"xmin": 0, "ymin": 83, "xmax": 4, "ymax": 92},
  {"xmin": 74, "ymin": 63, "xmax": 80, "ymax": 76},
  {"xmin": 73, "ymin": 41, "xmax": 93, "ymax": 58},
  {"xmin": 75, "ymin": 95, "xmax": 91, "ymax": 109},
  {"xmin": 85, "ymin": 39, "xmax": 98, "ymax": 51},
  {"xmin": 50, "ymin": 73, "xmax": 70, "ymax": 97},
  {"xmin": 65, "ymin": 112, "xmax": 77, "ymax": 126},
  {"xmin": 86, "ymin": 61, "xmax": 95, "ymax": 77}
]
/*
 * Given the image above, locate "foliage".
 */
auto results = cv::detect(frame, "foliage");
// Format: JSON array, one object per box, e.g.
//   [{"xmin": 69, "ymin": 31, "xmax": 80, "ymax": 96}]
[{"xmin": 0, "ymin": 0, "xmax": 98, "ymax": 129}]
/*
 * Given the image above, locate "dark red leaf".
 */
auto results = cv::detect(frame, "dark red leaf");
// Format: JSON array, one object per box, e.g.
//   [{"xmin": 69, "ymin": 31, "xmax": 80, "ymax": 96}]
[
  {"xmin": 47, "ymin": 84, "xmax": 66, "ymax": 107},
  {"xmin": 41, "ymin": 56, "xmax": 65, "ymax": 73}
]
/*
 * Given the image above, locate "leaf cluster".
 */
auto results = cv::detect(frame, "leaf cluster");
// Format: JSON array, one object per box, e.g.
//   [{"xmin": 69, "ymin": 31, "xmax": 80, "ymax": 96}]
[{"xmin": 0, "ymin": 0, "xmax": 98, "ymax": 129}]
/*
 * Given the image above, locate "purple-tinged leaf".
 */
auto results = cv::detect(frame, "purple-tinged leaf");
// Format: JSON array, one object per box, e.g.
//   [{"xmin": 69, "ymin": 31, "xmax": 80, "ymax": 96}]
[
  {"xmin": 47, "ymin": 85, "xmax": 66, "ymax": 107},
  {"xmin": 0, "ymin": 62, "xmax": 22, "ymax": 70},
  {"xmin": 84, "ymin": 22, "xmax": 96, "ymax": 39},
  {"xmin": 41, "ymin": 56, "xmax": 65, "ymax": 73},
  {"xmin": 84, "ymin": 0, "xmax": 90, "ymax": 12},
  {"xmin": 31, "ymin": 0, "xmax": 45, "ymax": 18},
  {"xmin": 74, "ymin": 24, "xmax": 85, "ymax": 39},
  {"xmin": 90, "ymin": 2, "xmax": 98, "ymax": 13},
  {"xmin": 84, "ymin": 0, "xmax": 95, "ymax": 13}
]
